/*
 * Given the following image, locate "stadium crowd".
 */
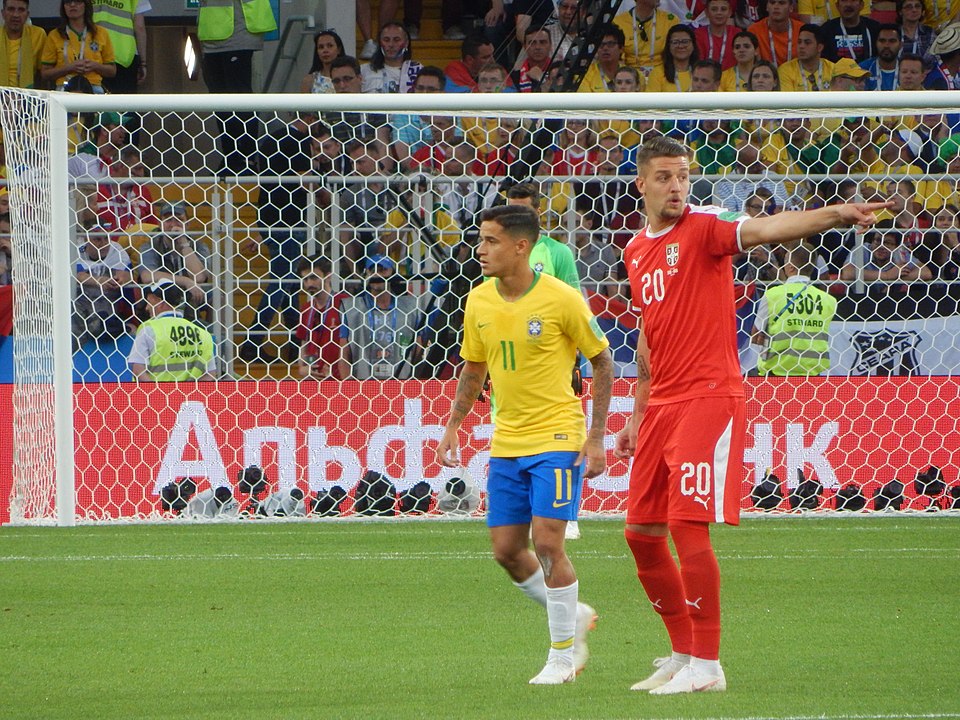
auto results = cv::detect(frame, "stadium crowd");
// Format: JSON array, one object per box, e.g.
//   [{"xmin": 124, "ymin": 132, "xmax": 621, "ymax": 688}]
[{"xmin": 1, "ymin": 0, "xmax": 959, "ymax": 377}]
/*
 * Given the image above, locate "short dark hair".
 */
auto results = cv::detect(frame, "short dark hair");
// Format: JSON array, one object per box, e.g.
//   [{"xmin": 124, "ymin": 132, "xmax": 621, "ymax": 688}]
[
  {"xmin": 505, "ymin": 181, "xmax": 541, "ymax": 206},
  {"xmin": 635, "ymin": 137, "xmax": 693, "ymax": 175},
  {"xmin": 600, "ymin": 24, "xmax": 626, "ymax": 47},
  {"xmin": 877, "ymin": 22, "xmax": 901, "ymax": 35},
  {"xmin": 480, "ymin": 205, "xmax": 540, "ymax": 244},
  {"xmin": 733, "ymin": 30, "xmax": 760, "ymax": 49},
  {"xmin": 524, "ymin": 25, "xmax": 550, "ymax": 42},
  {"xmin": 311, "ymin": 121, "xmax": 333, "ymax": 139},
  {"xmin": 330, "ymin": 55, "xmax": 361, "ymax": 76},
  {"xmin": 693, "ymin": 59, "xmax": 722, "ymax": 83},
  {"xmin": 899, "ymin": 51, "xmax": 925, "ymax": 67},
  {"xmin": 297, "ymin": 255, "xmax": 333, "ymax": 276},
  {"xmin": 461, "ymin": 34, "xmax": 492, "ymax": 59},
  {"xmin": 147, "ymin": 281, "xmax": 184, "ymax": 307},
  {"xmin": 415, "ymin": 65, "xmax": 447, "ymax": 88},
  {"xmin": 799, "ymin": 23, "xmax": 822, "ymax": 43},
  {"xmin": 119, "ymin": 145, "xmax": 140, "ymax": 162},
  {"xmin": 784, "ymin": 243, "xmax": 815, "ymax": 276}
]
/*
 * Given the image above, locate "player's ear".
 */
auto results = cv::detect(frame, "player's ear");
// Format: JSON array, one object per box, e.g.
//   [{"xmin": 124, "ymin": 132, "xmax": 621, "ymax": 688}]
[{"xmin": 634, "ymin": 175, "xmax": 644, "ymax": 194}]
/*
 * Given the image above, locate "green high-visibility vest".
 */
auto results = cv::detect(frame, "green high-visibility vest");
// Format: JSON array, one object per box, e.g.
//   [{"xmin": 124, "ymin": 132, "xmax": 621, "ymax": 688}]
[
  {"xmin": 140, "ymin": 315, "xmax": 215, "ymax": 381},
  {"xmin": 757, "ymin": 281, "xmax": 837, "ymax": 377},
  {"xmin": 197, "ymin": 0, "xmax": 277, "ymax": 42},
  {"xmin": 93, "ymin": 0, "xmax": 137, "ymax": 67}
]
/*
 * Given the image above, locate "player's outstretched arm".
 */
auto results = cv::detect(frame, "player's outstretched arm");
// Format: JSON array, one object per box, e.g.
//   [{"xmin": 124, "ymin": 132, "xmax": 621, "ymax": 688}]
[
  {"xmin": 739, "ymin": 201, "xmax": 894, "ymax": 249},
  {"xmin": 437, "ymin": 360, "xmax": 488, "ymax": 468},
  {"xmin": 577, "ymin": 347, "xmax": 614, "ymax": 479},
  {"xmin": 614, "ymin": 323, "xmax": 651, "ymax": 460}
]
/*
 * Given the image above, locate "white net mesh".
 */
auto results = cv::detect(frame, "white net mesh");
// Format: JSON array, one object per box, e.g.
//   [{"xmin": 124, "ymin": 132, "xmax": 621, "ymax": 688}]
[
  {"xmin": 2, "ymin": 91, "xmax": 58, "ymax": 522},
  {"xmin": 1, "ymin": 88, "xmax": 958, "ymax": 523}
]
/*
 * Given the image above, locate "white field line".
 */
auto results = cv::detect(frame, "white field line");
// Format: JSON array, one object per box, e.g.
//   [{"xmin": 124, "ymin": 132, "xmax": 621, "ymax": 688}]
[
  {"xmin": 612, "ymin": 714, "xmax": 960, "ymax": 720},
  {"xmin": 0, "ymin": 548, "xmax": 958, "ymax": 562}
]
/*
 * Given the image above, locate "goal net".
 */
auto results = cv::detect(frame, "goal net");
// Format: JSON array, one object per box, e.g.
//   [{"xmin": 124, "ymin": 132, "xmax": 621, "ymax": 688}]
[{"xmin": 1, "ymin": 88, "xmax": 958, "ymax": 524}]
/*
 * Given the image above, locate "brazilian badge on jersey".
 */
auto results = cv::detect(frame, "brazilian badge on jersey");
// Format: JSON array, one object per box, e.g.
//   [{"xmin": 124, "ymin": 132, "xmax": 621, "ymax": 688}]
[
  {"xmin": 666, "ymin": 243, "xmax": 679, "ymax": 266},
  {"xmin": 533, "ymin": 262, "xmax": 544, "ymax": 272},
  {"xmin": 527, "ymin": 316, "xmax": 543, "ymax": 338}
]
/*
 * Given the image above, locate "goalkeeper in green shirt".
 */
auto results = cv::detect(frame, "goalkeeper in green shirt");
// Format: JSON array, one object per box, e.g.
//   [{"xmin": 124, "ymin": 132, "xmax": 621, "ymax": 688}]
[{"xmin": 505, "ymin": 183, "xmax": 581, "ymax": 291}]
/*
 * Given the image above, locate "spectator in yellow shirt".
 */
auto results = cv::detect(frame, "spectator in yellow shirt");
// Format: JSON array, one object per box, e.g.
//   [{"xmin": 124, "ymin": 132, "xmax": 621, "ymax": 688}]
[
  {"xmin": 646, "ymin": 24, "xmax": 697, "ymax": 91},
  {"xmin": 779, "ymin": 24, "xmax": 835, "ymax": 90},
  {"xmin": 720, "ymin": 30, "xmax": 759, "ymax": 91},
  {"xmin": 462, "ymin": 63, "xmax": 514, "ymax": 156},
  {"xmin": 614, "ymin": 0, "xmax": 679, "ymax": 77},
  {"xmin": 797, "ymin": 0, "xmax": 869, "ymax": 25},
  {"xmin": 41, "ymin": 0, "xmax": 115, "ymax": 92},
  {"xmin": 0, "ymin": 0, "xmax": 46, "ymax": 88},
  {"xmin": 579, "ymin": 24, "xmax": 627, "ymax": 92}
]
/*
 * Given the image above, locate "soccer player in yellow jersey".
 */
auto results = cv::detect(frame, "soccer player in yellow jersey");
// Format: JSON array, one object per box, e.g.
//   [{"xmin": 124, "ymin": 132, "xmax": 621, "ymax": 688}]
[{"xmin": 437, "ymin": 205, "xmax": 613, "ymax": 685}]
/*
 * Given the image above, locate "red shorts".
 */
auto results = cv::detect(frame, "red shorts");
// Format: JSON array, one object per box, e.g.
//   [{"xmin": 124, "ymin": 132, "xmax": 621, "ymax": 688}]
[{"xmin": 626, "ymin": 396, "xmax": 746, "ymax": 526}]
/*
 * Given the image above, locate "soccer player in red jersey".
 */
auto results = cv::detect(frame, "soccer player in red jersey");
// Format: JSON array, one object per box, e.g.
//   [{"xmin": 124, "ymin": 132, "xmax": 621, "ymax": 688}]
[{"xmin": 614, "ymin": 136, "xmax": 890, "ymax": 694}]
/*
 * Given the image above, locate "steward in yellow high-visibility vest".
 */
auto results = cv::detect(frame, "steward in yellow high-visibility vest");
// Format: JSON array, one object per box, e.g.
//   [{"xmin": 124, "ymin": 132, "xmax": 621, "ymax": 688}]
[
  {"xmin": 128, "ymin": 281, "xmax": 216, "ymax": 381},
  {"xmin": 92, "ymin": 0, "xmax": 137, "ymax": 67},
  {"xmin": 197, "ymin": 0, "xmax": 276, "ymax": 42},
  {"xmin": 752, "ymin": 244, "xmax": 837, "ymax": 377}
]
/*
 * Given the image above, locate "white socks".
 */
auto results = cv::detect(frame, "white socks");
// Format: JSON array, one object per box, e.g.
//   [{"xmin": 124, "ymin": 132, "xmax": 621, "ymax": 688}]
[
  {"xmin": 513, "ymin": 565, "xmax": 548, "ymax": 608},
  {"xmin": 545, "ymin": 580, "xmax": 579, "ymax": 664},
  {"xmin": 691, "ymin": 656, "xmax": 722, "ymax": 675}
]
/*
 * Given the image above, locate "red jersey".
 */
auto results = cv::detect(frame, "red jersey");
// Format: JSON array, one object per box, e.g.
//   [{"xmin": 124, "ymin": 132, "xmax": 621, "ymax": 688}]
[
  {"xmin": 694, "ymin": 25, "xmax": 738, "ymax": 70},
  {"xmin": 623, "ymin": 204, "xmax": 746, "ymax": 405},
  {"xmin": 97, "ymin": 183, "xmax": 156, "ymax": 231},
  {"xmin": 295, "ymin": 293, "xmax": 346, "ymax": 379}
]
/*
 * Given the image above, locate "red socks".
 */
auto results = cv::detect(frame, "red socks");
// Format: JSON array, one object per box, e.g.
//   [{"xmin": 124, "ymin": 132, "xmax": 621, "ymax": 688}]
[
  {"xmin": 669, "ymin": 520, "xmax": 722, "ymax": 660},
  {"xmin": 624, "ymin": 528, "xmax": 692, "ymax": 656},
  {"xmin": 626, "ymin": 522, "xmax": 722, "ymax": 661}
]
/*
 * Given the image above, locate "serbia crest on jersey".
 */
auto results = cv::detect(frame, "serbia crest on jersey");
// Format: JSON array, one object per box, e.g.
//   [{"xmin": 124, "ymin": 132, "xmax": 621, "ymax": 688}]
[{"xmin": 623, "ymin": 204, "xmax": 749, "ymax": 405}]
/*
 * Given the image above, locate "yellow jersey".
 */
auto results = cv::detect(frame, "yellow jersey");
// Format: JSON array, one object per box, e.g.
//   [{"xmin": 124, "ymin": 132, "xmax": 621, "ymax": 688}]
[
  {"xmin": 645, "ymin": 66, "xmax": 691, "ymax": 92},
  {"xmin": 41, "ymin": 25, "xmax": 115, "ymax": 89},
  {"xmin": 796, "ymin": 0, "xmax": 869, "ymax": 23},
  {"xmin": 615, "ymin": 9, "xmax": 678, "ymax": 74},
  {"xmin": 720, "ymin": 65, "xmax": 750, "ymax": 92},
  {"xmin": 778, "ymin": 58, "xmax": 835, "ymax": 92},
  {"xmin": 461, "ymin": 273, "xmax": 609, "ymax": 458},
  {"xmin": 462, "ymin": 116, "xmax": 511, "ymax": 154}
]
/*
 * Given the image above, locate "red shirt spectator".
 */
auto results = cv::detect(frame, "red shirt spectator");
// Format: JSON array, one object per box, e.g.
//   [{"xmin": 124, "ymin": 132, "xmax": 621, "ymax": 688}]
[
  {"xmin": 296, "ymin": 292, "xmax": 347, "ymax": 380},
  {"xmin": 96, "ymin": 147, "xmax": 156, "ymax": 230}
]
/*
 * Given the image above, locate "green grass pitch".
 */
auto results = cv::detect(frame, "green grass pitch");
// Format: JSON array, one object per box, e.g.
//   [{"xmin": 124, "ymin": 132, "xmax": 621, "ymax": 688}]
[{"xmin": 1, "ymin": 517, "xmax": 958, "ymax": 720}]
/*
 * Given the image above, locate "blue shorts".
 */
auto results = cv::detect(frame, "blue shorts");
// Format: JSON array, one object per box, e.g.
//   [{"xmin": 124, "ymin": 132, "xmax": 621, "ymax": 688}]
[{"xmin": 486, "ymin": 451, "xmax": 583, "ymax": 527}]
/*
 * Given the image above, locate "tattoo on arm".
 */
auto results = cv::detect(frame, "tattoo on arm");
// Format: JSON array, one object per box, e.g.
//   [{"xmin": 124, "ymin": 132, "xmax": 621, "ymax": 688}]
[
  {"xmin": 636, "ymin": 318, "xmax": 652, "ymax": 382},
  {"xmin": 588, "ymin": 349, "xmax": 614, "ymax": 438},
  {"xmin": 448, "ymin": 364, "xmax": 487, "ymax": 429},
  {"xmin": 637, "ymin": 357, "xmax": 651, "ymax": 382}
]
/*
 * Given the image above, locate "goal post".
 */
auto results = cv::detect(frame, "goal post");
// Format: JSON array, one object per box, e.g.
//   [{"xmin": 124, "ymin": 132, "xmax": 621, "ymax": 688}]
[{"xmin": 1, "ymin": 87, "xmax": 958, "ymax": 524}]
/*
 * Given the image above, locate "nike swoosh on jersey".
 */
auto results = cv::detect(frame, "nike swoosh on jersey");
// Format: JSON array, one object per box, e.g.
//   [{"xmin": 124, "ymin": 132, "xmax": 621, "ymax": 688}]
[{"xmin": 552, "ymin": 500, "xmax": 571, "ymax": 508}]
